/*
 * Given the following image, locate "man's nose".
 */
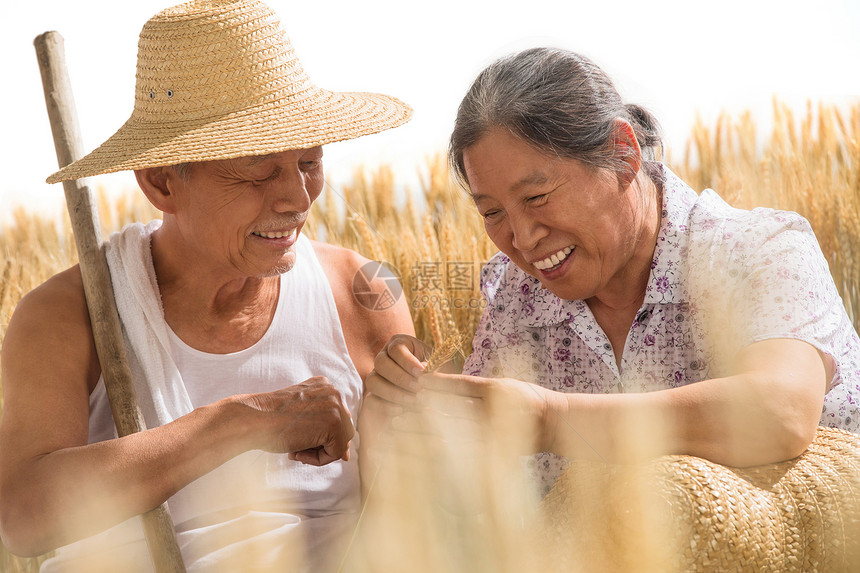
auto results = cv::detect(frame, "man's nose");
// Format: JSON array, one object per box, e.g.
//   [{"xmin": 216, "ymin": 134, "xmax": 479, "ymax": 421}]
[{"xmin": 270, "ymin": 168, "xmax": 312, "ymax": 213}]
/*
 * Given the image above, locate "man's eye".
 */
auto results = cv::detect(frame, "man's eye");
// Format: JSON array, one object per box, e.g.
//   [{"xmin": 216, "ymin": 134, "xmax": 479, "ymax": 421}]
[
  {"xmin": 527, "ymin": 193, "xmax": 548, "ymax": 205},
  {"xmin": 251, "ymin": 170, "xmax": 280, "ymax": 185},
  {"xmin": 300, "ymin": 160, "xmax": 322, "ymax": 171}
]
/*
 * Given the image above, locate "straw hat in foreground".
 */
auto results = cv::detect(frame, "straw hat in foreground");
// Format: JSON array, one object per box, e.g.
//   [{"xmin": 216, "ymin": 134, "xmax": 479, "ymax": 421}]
[
  {"xmin": 47, "ymin": 0, "xmax": 412, "ymax": 184},
  {"xmin": 539, "ymin": 425, "xmax": 860, "ymax": 572}
]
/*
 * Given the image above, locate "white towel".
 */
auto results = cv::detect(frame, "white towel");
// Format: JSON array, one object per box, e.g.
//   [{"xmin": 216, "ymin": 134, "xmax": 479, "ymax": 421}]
[{"xmin": 103, "ymin": 219, "xmax": 194, "ymax": 427}]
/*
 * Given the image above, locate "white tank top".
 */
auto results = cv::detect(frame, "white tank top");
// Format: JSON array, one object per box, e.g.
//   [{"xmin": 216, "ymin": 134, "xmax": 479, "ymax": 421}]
[
  {"xmin": 86, "ymin": 234, "xmax": 363, "ymax": 527},
  {"xmin": 43, "ymin": 232, "xmax": 362, "ymax": 571}
]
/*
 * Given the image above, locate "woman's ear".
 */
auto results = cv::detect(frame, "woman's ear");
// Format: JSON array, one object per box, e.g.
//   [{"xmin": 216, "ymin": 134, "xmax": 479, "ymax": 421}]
[
  {"xmin": 134, "ymin": 167, "xmax": 180, "ymax": 214},
  {"xmin": 613, "ymin": 118, "xmax": 642, "ymax": 189}
]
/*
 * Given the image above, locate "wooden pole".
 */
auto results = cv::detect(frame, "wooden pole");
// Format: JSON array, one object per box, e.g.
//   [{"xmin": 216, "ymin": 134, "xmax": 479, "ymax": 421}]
[{"xmin": 34, "ymin": 31, "xmax": 186, "ymax": 573}]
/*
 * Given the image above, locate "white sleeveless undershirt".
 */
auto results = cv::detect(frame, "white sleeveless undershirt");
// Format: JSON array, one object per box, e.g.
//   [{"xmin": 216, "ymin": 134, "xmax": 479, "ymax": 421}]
[
  {"xmin": 44, "ymin": 232, "xmax": 363, "ymax": 572},
  {"xmin": 167, "ymin": 236, "xmax": 363, "ymax": 526}
]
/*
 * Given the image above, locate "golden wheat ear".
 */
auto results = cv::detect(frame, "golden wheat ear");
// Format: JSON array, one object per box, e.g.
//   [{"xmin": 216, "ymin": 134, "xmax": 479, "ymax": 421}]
[{"xmin": 425, "ymin": 333, "xmax": 465, "ymax": 372}]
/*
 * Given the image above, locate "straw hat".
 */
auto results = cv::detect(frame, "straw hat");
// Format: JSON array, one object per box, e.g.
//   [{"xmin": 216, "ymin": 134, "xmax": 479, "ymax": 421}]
[
  {"xmin": 538, "ymin": 426, "xmax": 860, "ymax": 572},
  {"xmin": 47, "ymin": 0, "xmax": 412, "ymax": 184}
]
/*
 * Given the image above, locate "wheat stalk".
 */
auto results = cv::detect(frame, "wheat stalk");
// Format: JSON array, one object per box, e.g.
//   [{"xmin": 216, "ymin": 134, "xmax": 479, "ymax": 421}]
[
  {"xmin": 3, "ymin": 102, "xmax": 859, "ymax": 572},
  {"xmin": 425, "ymin": 332, "xmax": 465, "ymax": 372}
]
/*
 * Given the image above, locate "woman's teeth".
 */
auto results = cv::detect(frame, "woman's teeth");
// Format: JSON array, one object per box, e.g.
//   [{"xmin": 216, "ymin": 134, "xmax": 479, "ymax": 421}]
[
  {"xmin": 252, "ymin": 229, "xmax": 296, "ymax": 239},
  {"xmin": 534, "ymin": 246, "xmax": 574, "ymax": 271}
]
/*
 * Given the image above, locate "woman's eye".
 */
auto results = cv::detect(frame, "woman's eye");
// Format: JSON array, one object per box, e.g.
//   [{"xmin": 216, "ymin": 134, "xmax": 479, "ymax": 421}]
[
  {"xmin": 482, "ymin": 210, "xmax": 501, "ymax": 220},
  {"xmin": 526, "ymin": 193, "xmax": 548, "ymax": 205}
]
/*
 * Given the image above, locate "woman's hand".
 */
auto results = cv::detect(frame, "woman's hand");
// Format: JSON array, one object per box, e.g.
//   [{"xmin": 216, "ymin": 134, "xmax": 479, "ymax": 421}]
[
  {"xmin": 360, "ymin": 334, "xmax": 431, "ymax": 494},
  {"xmin": 366, "ymin": 333, "xmax": 554, "ymax": 454},
  {"xmin": 365, "ymin": 334, "xmax": 433, "ymax": 412},
  {"xmin": 395, "ymin": 372, "xmax": 555, "ymax": 456}
]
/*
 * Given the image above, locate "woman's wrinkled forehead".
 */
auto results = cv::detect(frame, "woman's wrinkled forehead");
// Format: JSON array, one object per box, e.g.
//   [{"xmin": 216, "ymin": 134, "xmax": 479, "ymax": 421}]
[
  {"xmin": 469, "ymin": 172, "xmax": 553, "ymax": 203},
  {"xmin": 464, "ymin": 129, "xmax": 563, "ymax": 197}
]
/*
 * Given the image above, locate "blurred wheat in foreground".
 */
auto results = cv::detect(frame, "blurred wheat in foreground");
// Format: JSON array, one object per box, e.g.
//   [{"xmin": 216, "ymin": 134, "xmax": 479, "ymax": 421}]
[{"xmin": 1, "ymin": 101, "xmax": 858, "ymax": 572}]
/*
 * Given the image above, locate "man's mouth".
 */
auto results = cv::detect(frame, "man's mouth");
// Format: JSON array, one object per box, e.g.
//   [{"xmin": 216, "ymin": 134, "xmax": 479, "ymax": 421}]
[
  {"xmin": 533, "ymin": 245, "xmax": 574, "ymax": 271},
  {"xmin": 251, "ymin": 228, "xmax": 298, "ymax": 240}
]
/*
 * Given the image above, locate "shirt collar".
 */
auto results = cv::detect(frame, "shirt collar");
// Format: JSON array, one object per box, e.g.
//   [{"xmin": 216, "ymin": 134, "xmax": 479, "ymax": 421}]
[
  {"xmin": 515, "ymin": 164, "xmax": 697, "ymax": 328},
  {"xmin": 642, "ymin": 165, "xmax": 698, "ymax": 305}
]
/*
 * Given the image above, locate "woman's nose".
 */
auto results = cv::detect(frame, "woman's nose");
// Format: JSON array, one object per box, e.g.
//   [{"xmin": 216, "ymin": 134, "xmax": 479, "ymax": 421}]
[{"xmin": 510, "ymin": 212, "xmax": 547, "ymax": 252}]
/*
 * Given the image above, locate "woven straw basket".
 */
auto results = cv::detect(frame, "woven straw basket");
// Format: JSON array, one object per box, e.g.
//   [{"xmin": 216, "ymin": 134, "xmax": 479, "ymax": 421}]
[{"xmin": 538, "ymin": 426, "xmax": 860, "ymax": 572}]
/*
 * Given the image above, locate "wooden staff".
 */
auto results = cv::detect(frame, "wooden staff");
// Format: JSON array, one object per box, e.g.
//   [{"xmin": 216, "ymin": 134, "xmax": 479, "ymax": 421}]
[{"xmin": 34, "ymin": 31, "xmax": 186, "ymax": 573}]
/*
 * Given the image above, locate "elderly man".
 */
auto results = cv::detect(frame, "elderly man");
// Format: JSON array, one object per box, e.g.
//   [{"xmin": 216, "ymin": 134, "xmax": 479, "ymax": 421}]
[{"xmin": 0, "ymin": 1, "xmax": 413, "ymax": 570}]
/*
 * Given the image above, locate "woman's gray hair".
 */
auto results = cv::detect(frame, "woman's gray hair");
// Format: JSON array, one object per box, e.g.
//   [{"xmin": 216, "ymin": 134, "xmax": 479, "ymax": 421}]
[{"xmin": 449, "ymin": 48, "xmax": 663, "ymax": 188}]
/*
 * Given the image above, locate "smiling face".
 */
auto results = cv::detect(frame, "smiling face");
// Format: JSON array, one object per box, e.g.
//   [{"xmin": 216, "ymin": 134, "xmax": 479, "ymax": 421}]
[
  {"xmin": 159, "ymin": 147, "xmax": 324, "ymax": 279},
  {"xmin": 463, "ymin": 128, "xmax": 658, "ymax": 305}
]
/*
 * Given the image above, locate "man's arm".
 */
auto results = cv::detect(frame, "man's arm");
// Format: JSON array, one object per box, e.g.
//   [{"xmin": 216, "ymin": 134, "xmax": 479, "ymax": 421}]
[
  {"xmin": 312, "ymin": 242, "xmax": 416, "ymax": 497},
  {"xmin": 0, "ymin": 265, "xmax": 352, "ymax": 556}
]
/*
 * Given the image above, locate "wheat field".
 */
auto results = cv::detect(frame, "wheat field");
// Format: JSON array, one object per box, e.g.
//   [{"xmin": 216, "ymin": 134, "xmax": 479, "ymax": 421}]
[{"xmin": 0, "ymin": 100, "xmax": 858, "ymax": 571}]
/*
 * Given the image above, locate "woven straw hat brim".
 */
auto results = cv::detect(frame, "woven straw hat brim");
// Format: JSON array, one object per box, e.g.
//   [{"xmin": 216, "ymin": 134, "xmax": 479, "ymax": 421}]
[
  {"xmin": 47, "ymin": 89, "xmax": 411, "ymax": 183},
  {"xmin": 46, "ymin": 0, "xmax": 413, "ymax": 184},
  {"xmin": 538, "ymin": 426, "xmax": 860, "ymax": 571}
]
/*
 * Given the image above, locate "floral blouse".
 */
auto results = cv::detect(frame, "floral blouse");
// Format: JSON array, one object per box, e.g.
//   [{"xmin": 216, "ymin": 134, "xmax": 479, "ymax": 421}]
[{"xmin": 462, "ymin": 165, "xmax": 860, "ymax": 496}]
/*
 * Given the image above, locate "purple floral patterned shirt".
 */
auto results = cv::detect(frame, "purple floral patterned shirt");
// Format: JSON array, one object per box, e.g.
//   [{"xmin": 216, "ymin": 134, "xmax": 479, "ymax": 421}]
[{"xmin": 463, "ymin": 165, "xmax": 860, "ymax": 495}]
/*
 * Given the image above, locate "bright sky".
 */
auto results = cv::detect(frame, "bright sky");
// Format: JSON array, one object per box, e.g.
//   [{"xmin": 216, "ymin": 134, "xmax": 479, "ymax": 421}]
[{"xmin": 3, "ymin": 0, "xmax": 859, "ymax": 221}]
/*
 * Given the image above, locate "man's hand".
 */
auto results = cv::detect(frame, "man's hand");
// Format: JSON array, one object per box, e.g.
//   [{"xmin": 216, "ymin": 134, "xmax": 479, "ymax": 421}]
[{"xmin": 231, "ymin": 376, "xmax": 355, "ymax": 466}]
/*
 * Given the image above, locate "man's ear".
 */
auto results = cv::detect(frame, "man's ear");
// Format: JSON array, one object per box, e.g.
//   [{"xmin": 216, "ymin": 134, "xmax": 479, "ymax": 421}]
[
  {"xmin": 135, "ymin": 167, "xmax": 179, "ymax": 214},
  {"xmin": 613, "ymin": 118, "xmax": 642, "ymax": 189}
]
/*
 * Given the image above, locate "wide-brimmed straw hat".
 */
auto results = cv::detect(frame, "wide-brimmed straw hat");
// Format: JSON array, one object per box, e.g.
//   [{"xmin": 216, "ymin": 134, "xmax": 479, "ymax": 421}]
[
  {"xmin": 47, "ymin": 0, "xmax": 412, "ymax": 184},
  {"xmin": 538, "ymin": 426, "xmax": 860, "ymax": 571}
]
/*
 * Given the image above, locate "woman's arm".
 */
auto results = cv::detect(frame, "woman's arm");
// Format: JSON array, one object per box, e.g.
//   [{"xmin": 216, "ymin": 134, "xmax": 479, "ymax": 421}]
[
  {"xmin": 542, "ymin": 338, "xmax": 828, "ymax": 466},
  {"xmin": 375, "ymin": 335, "xmax": 828, "ymax": 468}
]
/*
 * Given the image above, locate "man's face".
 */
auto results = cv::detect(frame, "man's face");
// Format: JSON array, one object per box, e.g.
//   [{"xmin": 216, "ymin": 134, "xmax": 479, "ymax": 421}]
[{"xmin": 166, "ymin": 147, "xmax": 324, "ymax": 278}]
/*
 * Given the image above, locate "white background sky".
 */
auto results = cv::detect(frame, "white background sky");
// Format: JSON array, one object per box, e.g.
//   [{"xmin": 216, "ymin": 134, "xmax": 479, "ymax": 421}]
[{"xmin": 3, "ymin": 0, "xmax": 859, "ymax": 222}]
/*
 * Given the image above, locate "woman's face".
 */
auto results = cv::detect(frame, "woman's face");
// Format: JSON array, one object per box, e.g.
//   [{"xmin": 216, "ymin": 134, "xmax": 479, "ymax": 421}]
[{"xmin": 463, "ymin": 127, "xmax": 657, "ymax": 304}]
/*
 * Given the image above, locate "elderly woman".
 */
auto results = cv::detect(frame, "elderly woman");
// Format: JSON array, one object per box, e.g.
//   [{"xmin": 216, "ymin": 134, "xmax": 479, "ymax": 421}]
[{"xmin": 366, "ymin": 48, "xmax": 860, "ymax": 497}]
